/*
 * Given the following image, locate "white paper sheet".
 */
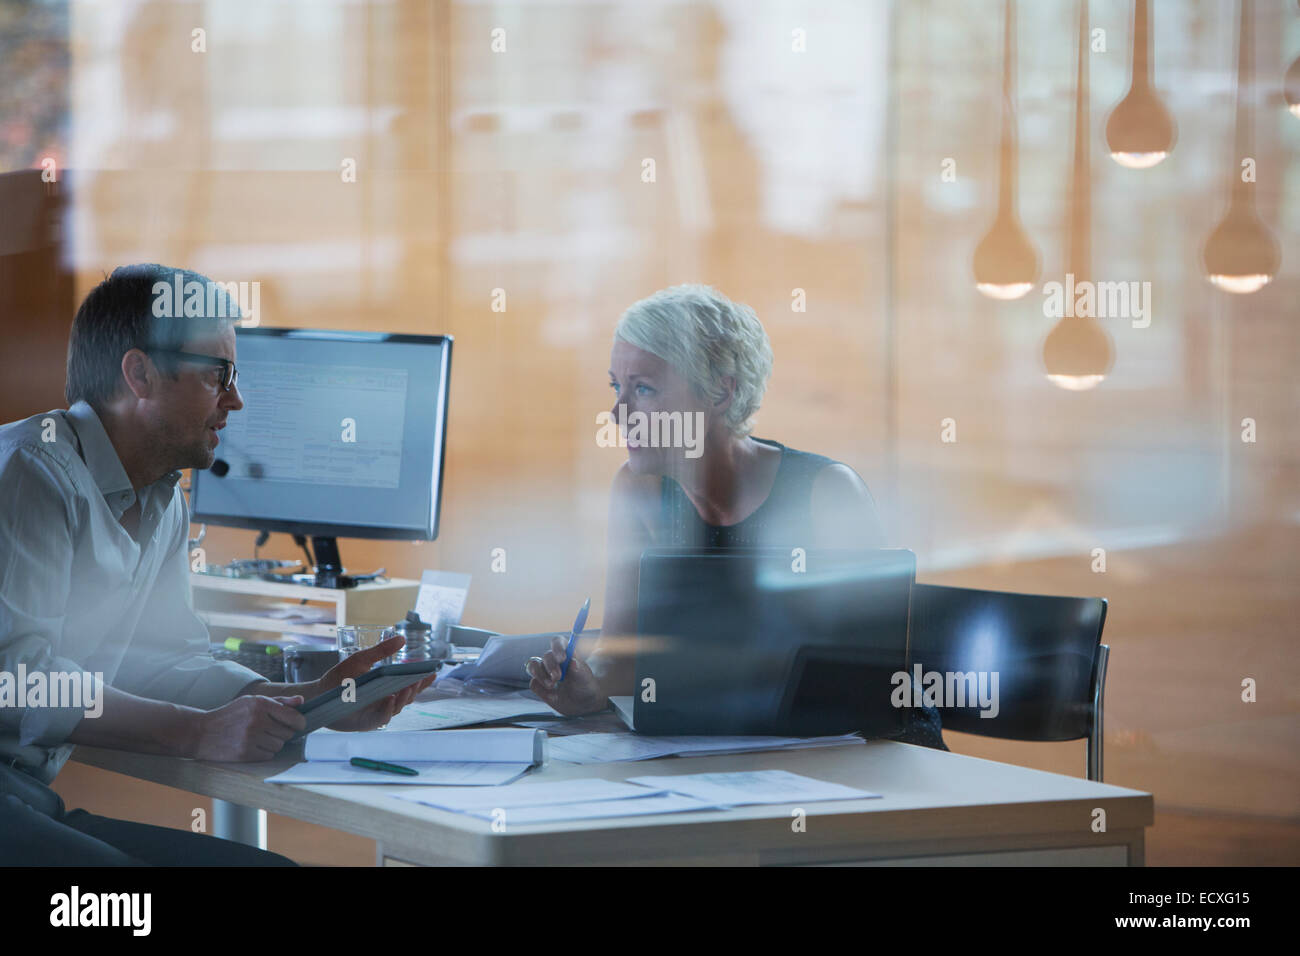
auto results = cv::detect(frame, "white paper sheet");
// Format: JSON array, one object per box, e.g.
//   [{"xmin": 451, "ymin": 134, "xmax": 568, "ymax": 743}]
[
  {"xmin": 383, "ymin": 697, "xmax": 560, "ymax": 732},
  {"xmin": 391, "ymin": 778, "xmax": 659, "ymax": 812},
  {"xmin": 266, "ymin": 761, "xmax": 532, "ymax": 786},
  {"xmin": 546, "ymin": 732, "xmax": 865, "ymax": 765},
  {"xmin": 460, "ymin": 793, "xmax": 719, "ymax": 825},
  {"xmin": 413, "ymin": 570, "xmax": 471, "ymax": 639},
  {"xmin": 626, "ymin": 770, "xmax": 879, "ymax": 806},
  {"xmin": 303, "ymin": 727, "xmax": 545, "ymax": 764},
  {"xmin": 441, "ymin": 632, "xmax": 558, "ymax": 688},
  {"xmin": 682, "ymin": 737, "xmax": 865, "ymax": 757}
]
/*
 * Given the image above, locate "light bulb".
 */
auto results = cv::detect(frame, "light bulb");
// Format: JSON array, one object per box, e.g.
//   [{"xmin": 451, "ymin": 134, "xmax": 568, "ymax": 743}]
[
  {"xmin": 1046, "ymin": 374, "xmax": 1107, "ymax": 391},
  {"xmin": 1105, "ymin": 1, "xmax": 1176, "ymax": 168},
  {"xmin": 1207, "ymin": 274, "xmax": 1273, "ymax": 294},
  {"xmin": 1042, "ymin": 0, "xmax": 1112, "ymax": 391},
  {"xmin": 973, "ymin": 0, "xmax": 1039, "ymax": 300},
  {"xmin": 1284, "ymin": 54, "xmax": 1300, "ymax": 119},
  {"xmin": 1203, "ymin": 0, "xmax": 1281, "ymax": 293},
  {"xmin": 1203, "ymin": 198, "xmax": 1281, "ymax": 295},
  {"xmin": 1042, "ymin": 315, "xmax": 1114, "ymax": 390},
  {"xmin": 1109, "ymin": 150, "xmax": 1170, "ymax": 169},
  {"xmin": 974, "ymin": 214, "xmax": 1039, "ymax": 300},
  {"xmin": 977, "ymin": 281, "xmax": 1037, "ymax": 301}
]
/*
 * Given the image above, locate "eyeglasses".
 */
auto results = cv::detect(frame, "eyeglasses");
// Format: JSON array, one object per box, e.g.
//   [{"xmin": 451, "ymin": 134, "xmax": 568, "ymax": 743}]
[{"xmin": 148, "ymin": 350, "xmax": 239, "ymax": 391}]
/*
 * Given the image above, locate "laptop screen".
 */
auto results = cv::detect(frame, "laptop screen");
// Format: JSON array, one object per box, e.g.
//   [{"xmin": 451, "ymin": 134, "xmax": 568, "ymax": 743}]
[{"xmin": 633, "ymin": 548, "xmax": 915, "ymax": 736}]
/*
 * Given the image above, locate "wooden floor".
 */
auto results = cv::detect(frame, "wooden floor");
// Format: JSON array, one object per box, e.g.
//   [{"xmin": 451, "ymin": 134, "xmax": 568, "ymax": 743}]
[{"xmin": 49, "ymin": 520, "xmax": 1300, "ymax": 866}]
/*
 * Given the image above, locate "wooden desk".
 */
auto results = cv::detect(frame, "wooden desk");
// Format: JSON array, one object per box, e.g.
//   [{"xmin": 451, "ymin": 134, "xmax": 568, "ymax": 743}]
[{"xmin": 72, "ymin": 741, "xmax": 1153, "ymax": 866}]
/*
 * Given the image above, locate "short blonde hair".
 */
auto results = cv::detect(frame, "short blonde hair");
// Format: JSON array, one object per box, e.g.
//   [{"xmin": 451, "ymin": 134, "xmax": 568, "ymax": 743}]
[{"xmin": 615, "ymin": 284, "xmax": 774, "ymax": 437}]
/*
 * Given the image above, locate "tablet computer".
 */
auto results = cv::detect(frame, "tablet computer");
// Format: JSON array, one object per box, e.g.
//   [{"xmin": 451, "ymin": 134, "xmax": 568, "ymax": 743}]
[{"xmin": 292, "ymin": 659, "xmax": 442, "ymax": 740}]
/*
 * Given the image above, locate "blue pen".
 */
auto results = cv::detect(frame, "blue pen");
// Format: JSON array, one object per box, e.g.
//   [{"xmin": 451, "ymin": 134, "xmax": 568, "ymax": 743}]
[{"xmin": 558, "ymin": 597, "xmax": 591, "ymax": 681}]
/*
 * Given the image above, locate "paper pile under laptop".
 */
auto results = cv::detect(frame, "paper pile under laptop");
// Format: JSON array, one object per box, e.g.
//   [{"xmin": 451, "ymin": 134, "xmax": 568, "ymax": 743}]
[
  {"xmin": 546, "ymin": 732, "xmax": 866, "ymax": 764},
  {"xmin": 392, "ymin": 770, "xmax": 877, "ymax": 824},
  {"xmin": 435, "ymin": 632, "xmax": 570, "ymax": 693},
  {"xmin": 383, "ymin": 695, "xmax": 560, "ymax": 732}
]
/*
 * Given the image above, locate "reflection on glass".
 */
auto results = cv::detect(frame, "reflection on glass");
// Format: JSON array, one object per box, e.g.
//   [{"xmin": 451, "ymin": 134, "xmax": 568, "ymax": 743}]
[
  {"xmin": 973, "ymin": 0, "xmax": 1039, "ymax": 300},
  {"xmin": 1283, "ymin": 54, "xmax": 1300, "ymax": 120},
  {"xmin": 1044, "ymin": 0, "xmax": 1113, "ymax": 392},
  {"xmin": 1044, "ymin": 316, "xmax": 1113, "ymax": 392},
  {"xmin": 1046, "ymin": 375, "xmax": 1107, "ymax": 392},
  {"xmin": 977, "ymin": 281, "xmax": 1036, "ymax": 301},
  {"xmin": 1106, "ymin": 0, "xmax": 1177, "ymax": 169},
  {"xmin": 1202, "ymin": 0, "xmax": 1281, "ymax": 294}
]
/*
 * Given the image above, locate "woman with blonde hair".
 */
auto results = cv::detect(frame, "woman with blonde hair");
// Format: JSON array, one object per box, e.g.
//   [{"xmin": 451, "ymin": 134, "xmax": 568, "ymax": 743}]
[{"xmin": 527, "ymin": 284, "xmax": 943, "ymax": 748}]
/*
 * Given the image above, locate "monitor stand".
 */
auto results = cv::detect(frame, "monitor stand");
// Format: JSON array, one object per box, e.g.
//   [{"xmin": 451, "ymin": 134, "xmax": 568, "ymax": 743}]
[{"xmin": 309, "ymin": 536, "xmax": 356, "ymax": 589}]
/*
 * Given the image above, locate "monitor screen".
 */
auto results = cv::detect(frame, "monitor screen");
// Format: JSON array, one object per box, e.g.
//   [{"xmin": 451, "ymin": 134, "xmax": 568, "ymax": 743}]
[{"xmin": 191, "ymin": 328, "xmax": 451, "ymax": 541}]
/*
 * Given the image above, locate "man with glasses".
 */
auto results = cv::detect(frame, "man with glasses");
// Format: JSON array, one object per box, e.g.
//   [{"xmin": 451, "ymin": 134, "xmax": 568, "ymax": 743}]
[{"xmin": 0, "ymin": 264, "xmax": 431, "ymax": 865}]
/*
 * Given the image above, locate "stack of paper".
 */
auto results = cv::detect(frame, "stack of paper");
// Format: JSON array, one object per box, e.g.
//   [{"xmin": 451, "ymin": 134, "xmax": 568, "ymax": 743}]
[
  {"xmin": 624, "ymin": 770, "xmax": 879, "ymax": 806},
  {"xmin": 391, "ymin": 770, "xmax": 877, "ymax": 824},
  {"xmin": 510, "ymin": 712, "xmax": 631, "ymax": 736},
  {"xmin": 266, "ymin": 728, "xmax": 545, "ymax": 786},
  {"xmin": 260, "ymin": 604, "xmax": 336, "ymax": 624},
  {"xmin": 546, "ymin": 732, "xmax": 865, "ymax": 765},
  {"xmin": 434, "ymin": 632, "xmax": 556, "ymax": 691},
  {"xmin": 383, "ymin": 696, "xmax": 561, "ymax": 732},
  {"xmin": 393, "ymin": 778, "xmax": 719, "ymax": 824},
  {"xmin": 436, "ymin": 630, "xmax": 595, "ymax": 693}
]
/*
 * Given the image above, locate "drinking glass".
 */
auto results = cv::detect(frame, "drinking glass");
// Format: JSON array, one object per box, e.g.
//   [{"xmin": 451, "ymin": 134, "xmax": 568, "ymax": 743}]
[{"xmin": 336, "ymin": 625, "xmax": 396, "ymax": 665}]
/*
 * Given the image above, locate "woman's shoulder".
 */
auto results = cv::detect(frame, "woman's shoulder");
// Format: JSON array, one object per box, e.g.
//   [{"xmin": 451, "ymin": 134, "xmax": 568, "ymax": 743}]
[
  {"xmin": 809, "ymin": 463, "xmax": 884, "ymax": 548},
  {"xmin": 754, "ymin": 437, "xmax": 855, "ymax": 486},
  {"xmin": 810, "ymin": 461, "xmax": 877, "ymax": 513},
  {"xmin": 755, "ymin": 438, "xmax": 883, "ymax": 547}
]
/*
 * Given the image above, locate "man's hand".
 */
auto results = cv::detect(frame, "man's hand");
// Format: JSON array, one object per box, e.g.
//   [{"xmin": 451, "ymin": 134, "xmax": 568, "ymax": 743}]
[
  {"xmin": 314, "ymin": 634, "xmax": 437, "ymax": 732},
  {"xmin": 526, "ymin": 635, "xmax": 607, "ymax": 716},
  {"xmin": 189, "ymin": 695, "xmax": 306, "ymax": 761}
]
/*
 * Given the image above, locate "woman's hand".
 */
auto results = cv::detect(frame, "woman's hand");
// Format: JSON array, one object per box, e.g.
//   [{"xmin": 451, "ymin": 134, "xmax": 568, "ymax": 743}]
[{"xmin": 526, "ymin": 636, "xmax": 608, "ymax": 716}]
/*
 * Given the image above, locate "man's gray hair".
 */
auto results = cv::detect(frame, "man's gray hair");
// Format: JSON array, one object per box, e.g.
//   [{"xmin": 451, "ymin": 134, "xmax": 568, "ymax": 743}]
[{"xmin": 614, "ymin": 284, "xmax": 774, "ymax": 437}]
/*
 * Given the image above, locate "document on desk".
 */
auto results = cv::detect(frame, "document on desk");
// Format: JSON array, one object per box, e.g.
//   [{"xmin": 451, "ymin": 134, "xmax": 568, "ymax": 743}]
[
  {"xmin": 546, "ymin": 732, "xmax": 865, "ymax": 765},
  {"xmin": 413, "ymin": 570, "xmax": 471, "ymax": 641},
  {"xmin": 626, "ymin": 770, "xmax": 879, "ymax": 807},
  {"xmin": 469, "ymin": 793, "xmax": 718, "ymax": 825},
  {"xmin": 266, "ymin": 727, "xmax": 546, "ymax": 785},
  {"xmin": 394, "ymin": 778, "xmax": 659, "ymax": 812},
  {"xmin": 390, "ymin": 778, "xmax": 720, "ymax": 823},
  {"xmin": 437, "ymin": 629, "xmax": 597, "ymax": 692},
  {"xmin": 684, "ymin": 736, "xmax": 865, "ymax": 757},
  {"xmin": 511, "ymin": 711, "xmax": 632, "ymax": 736},
  {"xmin": 266, "ymin": 760, "xmax": 532, "ymax": 786},
  {"xmin": 302, "ymin": 727, "xmax": 546, "ymax": 764},
  {"xmin": 436, "ymin": 632, "xmax": 556, "ymax": 689},
  {"xmin": 383, "ymin": 696, "xmax": 561, "ymax": 732}
]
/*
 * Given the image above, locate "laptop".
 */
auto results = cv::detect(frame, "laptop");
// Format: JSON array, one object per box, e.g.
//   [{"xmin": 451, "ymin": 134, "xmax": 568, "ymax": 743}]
[{"xmin": 617, "ymin": 548, "xmax": 915, "ymax": 737}]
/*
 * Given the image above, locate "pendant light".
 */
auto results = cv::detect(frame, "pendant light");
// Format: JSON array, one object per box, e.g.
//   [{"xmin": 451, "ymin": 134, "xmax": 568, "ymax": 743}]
[
  {"xmin": 1286, "ymin": 0, "xmax": 1300, "ymax": 118},
  {"xmin": 1105, "ymin": 0, "xmax": 1177, "ymax": 167},
  {"xmin": 1044, "ymin": 0, "xmax": 1114, "ymax": 391},
  {"xmin": 1202, "ymin": 0, "xmax": 1281, "ymax": 294},
  {"xmin": 1283, "ymin": 53, "xmax": 1300, "ymax": 119},
  {"xmin": 973, "ymin": 0, "xmax": 1039, "ymax": 299}
]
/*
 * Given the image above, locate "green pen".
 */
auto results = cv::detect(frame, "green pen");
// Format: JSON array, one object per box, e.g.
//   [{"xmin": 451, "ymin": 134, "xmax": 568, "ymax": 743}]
[{"xmin": 350, "ymin": 756, "xmax": 419, "ymax": 776}]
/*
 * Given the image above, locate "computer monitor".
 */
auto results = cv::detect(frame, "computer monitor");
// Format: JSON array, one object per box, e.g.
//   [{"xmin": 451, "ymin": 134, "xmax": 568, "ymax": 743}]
[{"xmin": 191, "ymin": 327, "xmax": 451, "ymax": 586}]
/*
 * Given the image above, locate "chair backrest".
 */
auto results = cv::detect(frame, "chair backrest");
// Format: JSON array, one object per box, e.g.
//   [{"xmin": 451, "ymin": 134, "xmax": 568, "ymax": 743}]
[{"xmin": 908, "ymin": 583, "xmax": 1108, "ymax": 741}]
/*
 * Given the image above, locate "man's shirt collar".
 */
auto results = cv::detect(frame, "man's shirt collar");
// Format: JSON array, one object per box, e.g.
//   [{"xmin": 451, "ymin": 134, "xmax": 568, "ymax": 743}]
[{"xmin": 65, "ymin": 401, "xmax": 182, "ymax": 518}]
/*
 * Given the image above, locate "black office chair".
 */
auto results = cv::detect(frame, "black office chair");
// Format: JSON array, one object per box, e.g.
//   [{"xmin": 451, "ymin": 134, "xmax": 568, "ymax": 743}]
[{"xmin": 908, "ymin": 583, "xmax": 1110, "ymax": 781}]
